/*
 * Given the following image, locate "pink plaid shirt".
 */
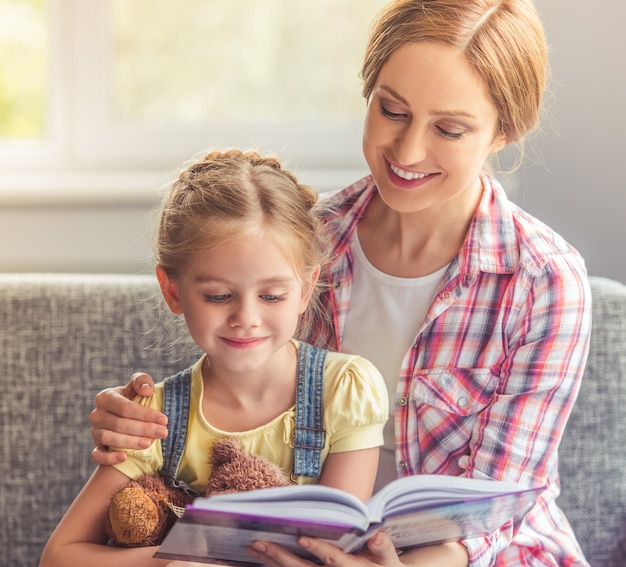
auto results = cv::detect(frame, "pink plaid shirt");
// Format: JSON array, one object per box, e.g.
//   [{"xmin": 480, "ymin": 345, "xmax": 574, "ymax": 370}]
[{"xmin": 303, "ymin": 174, "xmax": 592, "ymax": 566}]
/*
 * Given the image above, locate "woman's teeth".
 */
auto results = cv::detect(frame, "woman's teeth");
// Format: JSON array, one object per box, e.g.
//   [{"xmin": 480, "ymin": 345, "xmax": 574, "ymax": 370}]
[{"xmin": 390, "ymin": 164, "xmax": 429, "ymax": 180}]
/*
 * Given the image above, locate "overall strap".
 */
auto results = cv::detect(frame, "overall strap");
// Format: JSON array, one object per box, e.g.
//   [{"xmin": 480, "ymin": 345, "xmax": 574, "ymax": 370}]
[
  {"xmin": 292, "ymin": 341, "xmax": 327, "ymax": 480},
  {"xmin": 160, "ymin": 366, "xmax": 198, "ymax": 496}
]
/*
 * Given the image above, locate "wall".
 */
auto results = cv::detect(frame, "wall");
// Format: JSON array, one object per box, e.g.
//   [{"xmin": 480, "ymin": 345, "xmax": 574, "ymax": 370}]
[
  {"xmin": 0, "ymin": 169, "xmax": 362, "ymax": 276},
  {"xmin": 511, "ymin": 0, "xmax": 626, "ymax": 284},
  {"xmin": 0, "ymin": 1, "xmax": 624, "ymax": 283},
  {"xmin": 0, "ymin": 172, "xmax": 167, "ymax": 276}
]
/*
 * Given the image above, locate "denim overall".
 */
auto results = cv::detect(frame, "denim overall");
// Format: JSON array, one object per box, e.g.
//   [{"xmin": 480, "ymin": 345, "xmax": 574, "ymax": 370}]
[{"xmin": 159, "ymin": 341, "xmax": 327, "ymax": 495}]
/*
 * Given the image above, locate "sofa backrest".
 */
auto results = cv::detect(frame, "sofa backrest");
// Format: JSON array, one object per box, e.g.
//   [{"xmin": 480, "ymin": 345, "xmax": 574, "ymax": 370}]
[
  {"xmin": 0, "ymin": 273, "xmax": 624, "ymax": 566},
  {"xmin": 558, "ymin": 276, "xmax": 626, "ymax": 566},
  {"xmin": 0, "ymin": 274, "xmax": 201, "ymax": 567}
]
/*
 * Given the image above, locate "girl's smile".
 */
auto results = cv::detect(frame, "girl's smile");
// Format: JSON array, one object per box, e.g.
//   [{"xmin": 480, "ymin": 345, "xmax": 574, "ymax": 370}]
[
  {"xmin": 158, "ymin": 231, "xmax": 316, "ymax": 380},
  {"xmin": 220, "ymin": 336, "xmax": 269, "ymax": 349}
]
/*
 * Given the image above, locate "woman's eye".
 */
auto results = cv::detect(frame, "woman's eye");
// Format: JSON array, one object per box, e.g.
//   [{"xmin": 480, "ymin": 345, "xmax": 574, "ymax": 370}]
[
  {"xmin": 379, "ymin": 100, "xmax": 407, "ymax": 120},
  {"xmin": 436, "ymin": 125, "xmax": 465, "ymax": 140},
  {"xmin": 204, "ymin": 294, "xmax": 230, "ymax": 303}
]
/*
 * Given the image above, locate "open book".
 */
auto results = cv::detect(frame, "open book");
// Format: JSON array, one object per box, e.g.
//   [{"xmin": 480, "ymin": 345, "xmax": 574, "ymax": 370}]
[{"xmin": 155, "ymin": 474, "xmax": 543, "ymax": 565}]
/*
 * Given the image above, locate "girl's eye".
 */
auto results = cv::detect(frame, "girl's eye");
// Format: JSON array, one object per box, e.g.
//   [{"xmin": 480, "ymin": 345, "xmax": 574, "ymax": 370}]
[
  {"xmin": 261, "ymin": 294, "xmax": 286, "ymax": 303},
  {"xmin": 436, "ymin": 125, "xmax": 465, "ymax": 140},
  {"xmin": 204, "ymin": 294, "xmax": 230, "ymax": 303}
]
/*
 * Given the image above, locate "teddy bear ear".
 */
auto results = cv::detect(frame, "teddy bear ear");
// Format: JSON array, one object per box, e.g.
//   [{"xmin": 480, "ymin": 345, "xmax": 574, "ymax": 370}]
[{"xmin": 209, "ymin": 436, "xmax": 243, "ymax": 466}]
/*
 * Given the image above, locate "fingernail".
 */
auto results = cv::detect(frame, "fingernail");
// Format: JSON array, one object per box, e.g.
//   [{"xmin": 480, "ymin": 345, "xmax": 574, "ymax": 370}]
[
  {"xmin": 138, "ymin": 438, "xmax": 151, "ymax": 449},
  {"xmin": 298, "ymin": 537, "xmax": 311, "ymax": 549},
  {"xmin": 156, "ymin": 426, "xmax": 169, "ymax": 438},
  {"xmin": 252, "ymin": 542, "xmax": 267, "ymax": 553},
  {"xmin": 137, "ymin": 382, "xmax": 152, "ymax": 390},
  {"xmin": 156, "ymin": 415, "xmax": 168, "ymax": 426}
]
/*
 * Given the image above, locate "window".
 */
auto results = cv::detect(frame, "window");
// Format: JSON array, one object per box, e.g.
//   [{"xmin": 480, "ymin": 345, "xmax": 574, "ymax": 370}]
[
  {"xmin": 0, "ymin": 0, "xmax": 388, "ymax": 187},
  {"xmin": 0, "ymin": 0, "xmax": 48, "ymax": 139}
]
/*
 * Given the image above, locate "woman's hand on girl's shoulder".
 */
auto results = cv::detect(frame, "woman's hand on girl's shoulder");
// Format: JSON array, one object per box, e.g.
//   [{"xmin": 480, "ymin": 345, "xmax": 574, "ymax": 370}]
[{"xmin": 90, "ymin": 372, "xmax": 169, "ymax": 465}]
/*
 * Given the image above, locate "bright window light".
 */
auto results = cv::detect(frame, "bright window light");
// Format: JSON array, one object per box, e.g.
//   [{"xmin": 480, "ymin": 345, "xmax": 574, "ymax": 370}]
[{"xmin": 0, "ymin": 0, "xmax": 48, "ymax": 139}]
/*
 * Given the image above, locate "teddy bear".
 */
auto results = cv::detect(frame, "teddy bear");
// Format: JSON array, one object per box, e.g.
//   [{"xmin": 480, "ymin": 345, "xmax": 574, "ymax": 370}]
[{"xmin": 105, "ymin": 436, "xmax": 290, "ymax": 547}]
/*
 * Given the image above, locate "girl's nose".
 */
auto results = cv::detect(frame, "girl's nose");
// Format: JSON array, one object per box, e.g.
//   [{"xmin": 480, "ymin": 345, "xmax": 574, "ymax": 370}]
[{"xmin": 229, "ymin": 297, "xmax": 261, "ymax": 328}]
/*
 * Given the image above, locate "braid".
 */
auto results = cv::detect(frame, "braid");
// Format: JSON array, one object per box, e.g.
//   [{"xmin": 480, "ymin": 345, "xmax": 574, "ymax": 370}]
[
  {"xmin": 201, "ymin": 149, "xmax": 319, "ymax": 210},
  {"xmin": 156, "ymin": 147, "xmax": 329, "ymax": 342},
  {"xmin": 157, "ymin": 147, "xmax": 325, "ymax": 273}
]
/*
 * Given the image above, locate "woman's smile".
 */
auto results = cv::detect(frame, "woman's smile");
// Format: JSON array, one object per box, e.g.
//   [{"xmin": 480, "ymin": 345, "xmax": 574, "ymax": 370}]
[{"xmin": 387, "ymin": 159, "xmax": 439, "ymax": 189}]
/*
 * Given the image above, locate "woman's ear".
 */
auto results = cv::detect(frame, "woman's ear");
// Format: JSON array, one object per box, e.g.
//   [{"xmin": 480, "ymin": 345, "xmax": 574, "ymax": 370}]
[
  {"xmin": 156, "ymin": 265, "xmax": 184, "ymax": 315},
  {"xmin": 298, "ymin": 265, "xmax": 321, "ymax": 314},
  {"xmin": 490, "ymin": 131, "xmax": 507, "ymax": 154}
]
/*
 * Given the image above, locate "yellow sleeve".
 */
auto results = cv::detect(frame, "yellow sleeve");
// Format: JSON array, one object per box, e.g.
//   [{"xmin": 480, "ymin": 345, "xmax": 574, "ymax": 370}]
[
  {"xmin": 111, "ymin": 386, "xmax": 165, "ymax": 480},
  {"xmin": 322, "ymin": 353, "xmax": 389, "ymax": 453}
]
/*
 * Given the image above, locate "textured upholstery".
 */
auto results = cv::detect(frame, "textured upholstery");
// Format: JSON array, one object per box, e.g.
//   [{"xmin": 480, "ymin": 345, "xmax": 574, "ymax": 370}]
[
  {"xmin": 0, "ymin": 274, "xmax": 201, "ymax": 567},
  {"xmin": 558, "ymin": 276, "xmax": 626, "ymax": 566},
  {"xmin": 0, "ymin": 273, "xmax": 624, "ymax": 566}
]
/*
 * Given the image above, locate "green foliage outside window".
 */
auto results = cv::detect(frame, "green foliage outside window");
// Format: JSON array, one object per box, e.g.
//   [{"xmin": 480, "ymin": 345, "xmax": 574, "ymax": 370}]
[{"xmin": 0, "ymin": 0, "xmax": 47, "ymax": 139}]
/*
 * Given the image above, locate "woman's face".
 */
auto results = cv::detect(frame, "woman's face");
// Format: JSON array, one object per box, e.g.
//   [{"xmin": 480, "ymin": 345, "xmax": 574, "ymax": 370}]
[{"xmin": 362, "ymin": 41, "xmax": 506, "ymax": 216}]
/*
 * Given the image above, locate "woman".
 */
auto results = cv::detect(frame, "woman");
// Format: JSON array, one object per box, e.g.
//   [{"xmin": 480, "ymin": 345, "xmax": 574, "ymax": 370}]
[{"xmin": 89, "ymin": 1, "xmax": 591, "ymax": 565}]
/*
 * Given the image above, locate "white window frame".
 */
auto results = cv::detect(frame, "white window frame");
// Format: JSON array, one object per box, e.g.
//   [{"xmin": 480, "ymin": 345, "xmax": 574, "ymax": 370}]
[{"xmin": 0, "ymin": 0, "xmax": 369, "ymax": 197}]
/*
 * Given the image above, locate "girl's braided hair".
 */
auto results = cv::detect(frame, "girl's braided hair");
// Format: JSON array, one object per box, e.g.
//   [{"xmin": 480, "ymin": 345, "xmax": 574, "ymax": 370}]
[{"xmin": 155, "ymin": 148, "xmax": 329, "ymax": 341}]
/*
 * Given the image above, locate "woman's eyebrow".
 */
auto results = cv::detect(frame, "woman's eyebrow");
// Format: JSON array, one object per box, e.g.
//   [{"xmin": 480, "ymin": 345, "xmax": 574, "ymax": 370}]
[{"xmin": 377, "ymin": 85, "xmax": 409, "ymax": 105}]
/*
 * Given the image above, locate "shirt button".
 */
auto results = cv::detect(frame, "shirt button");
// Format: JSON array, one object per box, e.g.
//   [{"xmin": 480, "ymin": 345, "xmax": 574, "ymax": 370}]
[
  {"xmin": 399, "ymin": 396, "xmax": 408, "ymax": 406},
  {"xmin": 441, "ymin": 290, "xmax": 451, "ymax": 299},
  {"xmin": 458, "ymin": 396, "xmax": 469, "ymax": 408},
  {"xmin": 333, "ymin": 281, "xmax": 341, "ymax": 288},
  {"xmin": 399, "ymin": 460, "xmax": 408, "ymax": 470}
]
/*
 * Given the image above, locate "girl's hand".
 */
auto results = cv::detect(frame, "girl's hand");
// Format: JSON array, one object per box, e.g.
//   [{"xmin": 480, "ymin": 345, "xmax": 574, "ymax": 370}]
[{"xmin": 248, "ymin": 532, "xmax": 403, "ymax": 567}]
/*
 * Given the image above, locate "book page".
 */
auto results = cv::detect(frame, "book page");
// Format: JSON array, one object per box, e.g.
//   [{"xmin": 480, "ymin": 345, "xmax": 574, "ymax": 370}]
[
  {"xmin": 367, "ymin": 473, "xmax": 536, "ymax": 518},
  {"xmin": 377, "ymin": 491, "xmax": 538, "ymax": 551},
  {"xmin": 192, "ymin": 484, "xmax": 370, "ymax": 527}
]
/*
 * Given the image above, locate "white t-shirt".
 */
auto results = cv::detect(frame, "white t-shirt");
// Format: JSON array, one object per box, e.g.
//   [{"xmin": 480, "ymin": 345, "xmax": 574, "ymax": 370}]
[{"xmin": 341, "ymin": 232, "xmax": 448, "ymax": 491}]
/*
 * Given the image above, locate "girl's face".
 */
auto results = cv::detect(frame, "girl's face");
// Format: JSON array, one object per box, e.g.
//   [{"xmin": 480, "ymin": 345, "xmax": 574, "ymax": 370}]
[
  {"xmin": 362, "ymin": 41, "xmax": 506, "ymax": 216},
  {"xmin": 157, "ymin": 231, "xmax": 317, "ymax": 377}
]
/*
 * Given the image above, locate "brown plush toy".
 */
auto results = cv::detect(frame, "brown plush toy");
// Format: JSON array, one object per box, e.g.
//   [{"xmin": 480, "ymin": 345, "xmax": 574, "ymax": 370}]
[{"xmin": 105, "ymin": 436, "xmax": 290, "ymax": 547}]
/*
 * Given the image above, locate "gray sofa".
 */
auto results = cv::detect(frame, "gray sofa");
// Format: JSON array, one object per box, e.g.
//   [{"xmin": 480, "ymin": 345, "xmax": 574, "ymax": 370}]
[{"xmin": 0, "ymin": 273, "xmax": 624, "ymax": 567}]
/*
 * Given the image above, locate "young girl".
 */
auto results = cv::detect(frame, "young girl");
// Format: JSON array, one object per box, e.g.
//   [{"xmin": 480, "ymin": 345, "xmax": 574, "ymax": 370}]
[{"xmin": 39, "ymin": 150, "xmax": 388, "ymax": 567}]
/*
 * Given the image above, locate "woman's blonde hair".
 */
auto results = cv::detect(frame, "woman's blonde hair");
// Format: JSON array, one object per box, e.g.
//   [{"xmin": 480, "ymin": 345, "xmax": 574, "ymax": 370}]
[
  {"xmin": 361, "ymin": 0, "xmax": 548, "ymax": 144},
  {"xmin": 155, "ymin": 148, "xmax": 327, "ymax": 339}
]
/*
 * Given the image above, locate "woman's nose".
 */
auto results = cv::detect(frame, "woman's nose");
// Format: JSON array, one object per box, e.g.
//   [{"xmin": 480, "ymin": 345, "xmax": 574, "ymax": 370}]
[{"xmin": 394, "ymin": 122, "xmax": 427, "ymax": 166}]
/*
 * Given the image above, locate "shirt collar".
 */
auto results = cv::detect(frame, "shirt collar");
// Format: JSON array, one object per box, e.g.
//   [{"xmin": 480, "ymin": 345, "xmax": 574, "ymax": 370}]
[
  {"xmin": 320, "ymin": 172, "xmax": 520, "ymax": 279},
  {"xmin": 460, "ymin": 172, "xmax": 520, "ymax": 279}
]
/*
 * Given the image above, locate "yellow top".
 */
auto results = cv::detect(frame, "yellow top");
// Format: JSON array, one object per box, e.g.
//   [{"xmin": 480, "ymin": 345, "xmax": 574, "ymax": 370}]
[{"xmin": 114, "ymin": 340, "xmax": 388, "ymax": 492}]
